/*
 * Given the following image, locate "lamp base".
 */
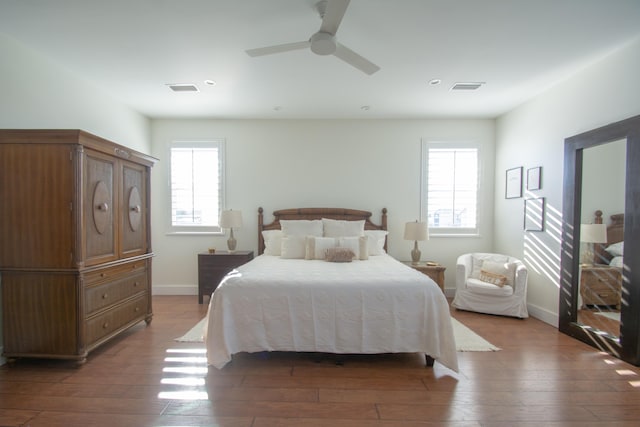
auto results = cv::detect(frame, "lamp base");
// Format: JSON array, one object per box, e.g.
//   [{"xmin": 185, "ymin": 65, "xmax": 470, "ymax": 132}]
[
  {"xmin": 227, "ymin": 228, "xmax": 237, "ymax": 252},
  {"xmin": 411, "ymin": 241, "xmax": 421, "ymax": 264}
]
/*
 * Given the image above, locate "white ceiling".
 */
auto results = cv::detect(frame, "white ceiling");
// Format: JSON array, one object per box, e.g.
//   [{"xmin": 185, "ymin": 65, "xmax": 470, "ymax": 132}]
[{"xmin": 2, "ymin": 0, "xmax": 640, "ymax": 119}]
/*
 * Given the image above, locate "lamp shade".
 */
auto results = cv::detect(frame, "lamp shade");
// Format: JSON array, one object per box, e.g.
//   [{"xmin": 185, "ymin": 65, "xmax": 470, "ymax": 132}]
[
  {"xmin": 404, "ymin": 221, "xmax": 429, "ymax": 241},
  {"xmin": 580, "ymin": 223, "xmax": 607, "ymax": 243},
  {"xmin": 219, "ymin": 210, "xmax": 243, "ymax": 229}
]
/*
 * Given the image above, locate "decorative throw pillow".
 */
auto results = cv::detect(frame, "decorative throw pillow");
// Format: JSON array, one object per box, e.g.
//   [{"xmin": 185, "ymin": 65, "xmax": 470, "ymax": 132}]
[
  {"xmin": 322, "ymin": 218, "xmax": 365, "ymax": 237},
  {"xmin": 364, "ymin": 230, "xmax": 387, "ymax": 255},
  {"xmin": 470, "ymin": 254, "xmax": 509, "ymax": 279},
  {"xmin": 305, "ymin": 236, "xmax": 337, "ymax": 260},
  {"xmin": 262, "ymin": 230, "xmax": 282, "ymax": 256},
  {"xmin": 479, "ymin": 269, "xmax": 508, "ymax": 287},
  {"xmin": 325, "ymin": 247, "xmax": 355, "ymax": 263},
  {"xmin": 480, "ymin": 260, "xmax": 517, "ymax": 287}
]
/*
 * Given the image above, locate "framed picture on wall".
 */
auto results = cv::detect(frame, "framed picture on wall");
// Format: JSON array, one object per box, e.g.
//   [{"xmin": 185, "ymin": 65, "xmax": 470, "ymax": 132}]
[
  {"xmin": 505, "ymin": 167, "xmax": 523, "ymax": 199},
  {"xmin": 527, "ymin": 166, "xmax": 542, "ymax": 190},
  {"xmin": 524, "ymin": 197, "xmax": 545, "ymax": 231}
]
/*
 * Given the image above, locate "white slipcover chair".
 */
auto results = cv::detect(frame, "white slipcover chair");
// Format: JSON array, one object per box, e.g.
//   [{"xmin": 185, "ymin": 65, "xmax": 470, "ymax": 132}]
[{"xmin": 452, "ymin": 252, "xmax": 529, "ymax": 318}]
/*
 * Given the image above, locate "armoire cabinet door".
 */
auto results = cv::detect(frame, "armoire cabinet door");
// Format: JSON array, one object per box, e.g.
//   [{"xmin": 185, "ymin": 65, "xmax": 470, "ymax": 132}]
[
  {"xmin": 84, "ymin": 149, "xmax": 117, "ymax": 265},
  {"xmin": 120, "ymin": 160, "xmax": 148, "ymax": 257}
]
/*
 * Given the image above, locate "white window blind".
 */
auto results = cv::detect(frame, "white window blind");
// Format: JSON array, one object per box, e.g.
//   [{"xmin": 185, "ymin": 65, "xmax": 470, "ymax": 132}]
[
  {"xmin": 169, "ymin": 140, "xmax": 225, "ymax": 233},
  {"xmin": 423, "ymin": 141, "xmax": 479, "ymax": 235}
]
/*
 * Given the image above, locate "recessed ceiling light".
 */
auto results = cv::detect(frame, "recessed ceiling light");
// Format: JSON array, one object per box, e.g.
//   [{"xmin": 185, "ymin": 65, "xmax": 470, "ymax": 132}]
[
  {"xmin": 428, "ymin": 79, "xmax": 442, "ymax": 85},
  {"xmin": 204, "ymin": 79, "xmax": 216, "ymax": 86},
  {"xmin": 166, "ymin": 83, "xmax": 199, "ymax": 92}
]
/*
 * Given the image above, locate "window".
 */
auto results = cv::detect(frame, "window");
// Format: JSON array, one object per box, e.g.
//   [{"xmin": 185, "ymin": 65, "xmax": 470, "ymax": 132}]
[
  {"xmin": 422, "ymin": 140, "xmax": 479, "ymax": 236},
  {"xmin": 168, "ymin": 140, "xmax": 225, "ymax": 234}
]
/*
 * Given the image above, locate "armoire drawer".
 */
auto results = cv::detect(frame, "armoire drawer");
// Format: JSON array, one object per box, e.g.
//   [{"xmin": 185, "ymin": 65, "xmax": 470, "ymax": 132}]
[
  {"xmin": 86, "ymin": 294, "xmax": 147, "ymax": 345},
  {"xmin": 84, "ymin": 259, "xmax": 147, "ymax": 285},
  {"xmin": 85, "ymin": 270, "xmax": 148, "ymax": 315}
]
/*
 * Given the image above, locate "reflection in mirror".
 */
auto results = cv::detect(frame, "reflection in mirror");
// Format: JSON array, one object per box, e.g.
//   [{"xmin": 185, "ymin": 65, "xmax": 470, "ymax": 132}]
[{"xmin": 577, "ymin": 139, "xmax": 626, "ymax": 339}]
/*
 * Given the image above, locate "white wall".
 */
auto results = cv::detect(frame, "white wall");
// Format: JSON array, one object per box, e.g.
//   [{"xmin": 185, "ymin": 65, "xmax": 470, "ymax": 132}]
[
  {"xmin": 0, "ymin": 33, "xmax": 151, "ymax": 365},
  {"xmin": 150, "ymin": 119, "xmax": 496, "ymax": 296},
  {"xmin": 0, "ymin": 33, "xmax": 150, "ymax": 152},
  {"xmin": 495, "ymin": 37, "xmax": 640, "ymax": 325}
]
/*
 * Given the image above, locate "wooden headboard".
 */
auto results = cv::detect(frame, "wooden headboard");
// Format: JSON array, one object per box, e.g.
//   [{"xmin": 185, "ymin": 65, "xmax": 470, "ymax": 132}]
[
  {"xmin": 593, "ymin": 210, "xmax": 624, "ymax": 264},
  {"xmin": 257, "ymin": 207, "xmax": 388, "ymax": 255}
]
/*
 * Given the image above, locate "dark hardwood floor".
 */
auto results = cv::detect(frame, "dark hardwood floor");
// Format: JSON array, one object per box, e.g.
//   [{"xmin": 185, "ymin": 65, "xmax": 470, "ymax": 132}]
[{"xmin": 2, "ymin": 295, "xmax": 640, "ymax": 426}]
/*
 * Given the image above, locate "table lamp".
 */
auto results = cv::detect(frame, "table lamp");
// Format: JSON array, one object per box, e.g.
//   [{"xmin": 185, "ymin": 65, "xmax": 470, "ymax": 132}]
[
  {"xmin": 580, "ymin": 223, "xmax": 607, "ymax": 265},
  {"xmin": 404, "ymin": 220, "xmax": 429, "ymax": 264},
  {"xmin": 220, "ymin": 209, "xmax": 243, "ymax": 252}
]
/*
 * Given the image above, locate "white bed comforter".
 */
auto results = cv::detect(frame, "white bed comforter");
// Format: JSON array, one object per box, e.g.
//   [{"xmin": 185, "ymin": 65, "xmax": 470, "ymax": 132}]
[{"xmin": 204, "ymin": 254, "xmax": 458, "ymax": 372}]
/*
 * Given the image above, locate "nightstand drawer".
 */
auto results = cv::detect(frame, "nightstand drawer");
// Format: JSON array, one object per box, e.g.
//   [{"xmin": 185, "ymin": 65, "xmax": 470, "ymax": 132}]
[{"xmin": 580, "ymin": 267, "xmax": 621, "ymax": 307}]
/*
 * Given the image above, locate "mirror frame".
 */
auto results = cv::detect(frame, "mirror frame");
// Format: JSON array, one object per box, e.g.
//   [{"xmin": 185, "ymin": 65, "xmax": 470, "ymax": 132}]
[{"xmin": 559, "ymin": 114, "xmax": 640, "ymax": 365}]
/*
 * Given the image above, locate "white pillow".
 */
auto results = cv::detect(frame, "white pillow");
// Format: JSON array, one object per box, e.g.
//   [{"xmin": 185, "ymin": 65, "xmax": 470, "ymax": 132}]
[
  {"xmin": 280, "ymin": 219, "xmax": 323, "ymax": 237},
  {"xmin": 322, "ymin": 218, "xmax": 365, "ymax": 237},
  {"xmin": 470, "ymin": 254, "xmax": 509, "ymax": 279},
  {"xmin": 338, "ymin": 236, "xmax": 369, "ymax": 260},
  {"xmin": 305, "ymin": 236, "xmax": 337, "ymax": 260},
  {"xmin": 262, "ymin": 230, "xmax": 282, "ymax": 256},
  {"xmin": 364, "ymin": 230, "xmax": 387, "ymax": 255},
  {"xmin": 610, "ymin": 256, "xmax": 623, "ymax": 268},
  {"xmin": 605, "ymin": 241, "xmax": 624, "ymax": 257},
  {"xmin": 480, "ymin": 260, "xmax": 517, "ymax": 287},
  {"xmin": 280, "ymin": 235, "xmax": 307, "ymax": 259}
]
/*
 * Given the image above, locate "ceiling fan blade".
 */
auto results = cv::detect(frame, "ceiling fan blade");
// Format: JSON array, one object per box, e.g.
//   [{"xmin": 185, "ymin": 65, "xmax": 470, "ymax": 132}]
[
  {"xmin": 333, "ymin": 43, "xmax": 380, "ymax": 75},
  {"xmin": 246, "ymin": 41, "xmax": 310, "ymax": 57},
  {"xmin": 319, "ymin": 0, "xmax": 351, "ymax": 35}
]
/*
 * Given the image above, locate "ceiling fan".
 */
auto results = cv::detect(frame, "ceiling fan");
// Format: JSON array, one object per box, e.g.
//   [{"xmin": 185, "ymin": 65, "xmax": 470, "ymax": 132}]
[{"xmin": 246, "ymin": 0, "xmax": 380, "ymax": 75}]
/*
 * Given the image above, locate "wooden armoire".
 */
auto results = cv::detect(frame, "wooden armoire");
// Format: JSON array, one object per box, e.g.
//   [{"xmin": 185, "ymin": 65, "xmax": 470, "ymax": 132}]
[{"xmin": 0, "ymin": 130, "xmax": 156, "ymax": 363}]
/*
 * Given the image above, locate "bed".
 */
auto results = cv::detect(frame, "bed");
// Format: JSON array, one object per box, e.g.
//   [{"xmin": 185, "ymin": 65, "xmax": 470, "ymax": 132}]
[
  {"xmin": 203, "ymin": 207, "xmax": 458, "ymax": 372},
  {"xmin": 579, "ymin": 210, "xmax": 624, "ymax": 308},
  {"xmin": 593, "ymin": 210, "xmax": 624, "ymax": 267}
]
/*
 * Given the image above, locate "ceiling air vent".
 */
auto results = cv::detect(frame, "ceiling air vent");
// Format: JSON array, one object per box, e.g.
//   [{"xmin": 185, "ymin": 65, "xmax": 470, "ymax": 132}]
[
  {"xmin": 451, "ymin": 82, "xmax": 485, "ymax": 91},
  {"xmin": 166, "ymin": 83, "xmax": 199, "ymax": 92}
]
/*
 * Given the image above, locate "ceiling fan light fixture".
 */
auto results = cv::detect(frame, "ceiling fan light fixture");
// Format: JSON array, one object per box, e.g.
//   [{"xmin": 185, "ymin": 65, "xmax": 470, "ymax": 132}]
[{"xmin": 310, "ymin": 32, "xmax": 337, "ymax": 55}]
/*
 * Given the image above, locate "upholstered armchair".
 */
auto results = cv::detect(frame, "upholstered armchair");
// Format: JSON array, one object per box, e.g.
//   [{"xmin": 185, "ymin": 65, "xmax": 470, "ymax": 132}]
[{"xmin": 452, "ymin": 253, "xmax": 529, "ymax": 318}]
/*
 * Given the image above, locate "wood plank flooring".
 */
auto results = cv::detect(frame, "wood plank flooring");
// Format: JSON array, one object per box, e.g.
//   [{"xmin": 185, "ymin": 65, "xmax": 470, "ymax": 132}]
[{"xmin": 2, "ymin": 295, "xmax": 640, "ymax": 426}]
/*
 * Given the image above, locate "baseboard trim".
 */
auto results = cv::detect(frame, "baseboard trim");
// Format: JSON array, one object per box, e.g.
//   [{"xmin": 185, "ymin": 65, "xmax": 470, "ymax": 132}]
[
  {"xmin": 152, "ymin": 284, "xmax": 197, "ymax": 296},
  {"xmin": 527, "ymin": 302, "xmax": 559, "ymax": 327}
]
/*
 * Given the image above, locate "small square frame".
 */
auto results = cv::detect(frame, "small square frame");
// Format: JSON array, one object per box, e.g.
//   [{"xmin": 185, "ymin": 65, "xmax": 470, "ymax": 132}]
[
  {"xmin": 527, "ymin": 166, "xmax": 542, "ymax": 191},
  {"xmin": 505, "ymin": 166, "xmax": 523, "ymax": 199},
  {"xmin": 524, "ymin": 197, "xmax": 545, "ymax": 231}
]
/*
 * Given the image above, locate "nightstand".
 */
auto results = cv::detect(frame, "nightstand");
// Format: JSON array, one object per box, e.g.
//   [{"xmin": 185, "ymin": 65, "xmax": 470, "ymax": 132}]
[
  {"xmin": 403, "ymin": 261, "xmax": 446, "ymax": 293},
  {"xmin": 580, "ymin": 265, "xmax": 622, "ymax": 309},
  {"xmin": 198, "ymin": 250, "xmax": 254, "ymax": 304}
]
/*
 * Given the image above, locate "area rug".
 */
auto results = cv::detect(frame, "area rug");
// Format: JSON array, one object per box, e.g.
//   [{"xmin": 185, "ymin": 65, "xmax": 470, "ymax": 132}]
[
  {"xmin": 594, "ymin": 311, "xmax": 621, "ymax": 321},
  {"xmin": 175, "ymin": 317, "xmax": 500, "ymax": 352}
]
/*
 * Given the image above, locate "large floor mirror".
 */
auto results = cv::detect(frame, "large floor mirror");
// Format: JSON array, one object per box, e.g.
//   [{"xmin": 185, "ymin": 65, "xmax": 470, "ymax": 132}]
[{"xmin": 559, "ymin": 114, "xmax": 640, "ymax": 365}]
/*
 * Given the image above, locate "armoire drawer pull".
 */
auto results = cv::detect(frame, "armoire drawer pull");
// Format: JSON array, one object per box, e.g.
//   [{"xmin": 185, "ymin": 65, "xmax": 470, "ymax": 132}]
[
  {"xmin": 102, "ymin": 293, "xmax": 108, "ymax": 299},
  {"xmin": 102, "ymin": 322, "xmax": 109, "ymax": 329}
]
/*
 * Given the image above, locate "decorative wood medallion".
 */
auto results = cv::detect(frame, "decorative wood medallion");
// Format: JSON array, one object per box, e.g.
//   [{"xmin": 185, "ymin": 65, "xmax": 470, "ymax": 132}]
[
  {"xmin": 92, "ymin": 180, "xmax": 110, "ymax": 234},
  {"xmin": 128, "ymin": 186, "xmax": 141, "ymax": 231}
]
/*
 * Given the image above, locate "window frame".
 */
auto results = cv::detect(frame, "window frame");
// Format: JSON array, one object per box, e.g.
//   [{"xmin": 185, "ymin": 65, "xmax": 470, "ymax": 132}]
[
  {"xmin": 166, "ymin": 139, "xmax": 226, "ymax": 235},
  {"xmin": 421, "ymin": 140, "xmax": 481, "ymax": 237}
]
